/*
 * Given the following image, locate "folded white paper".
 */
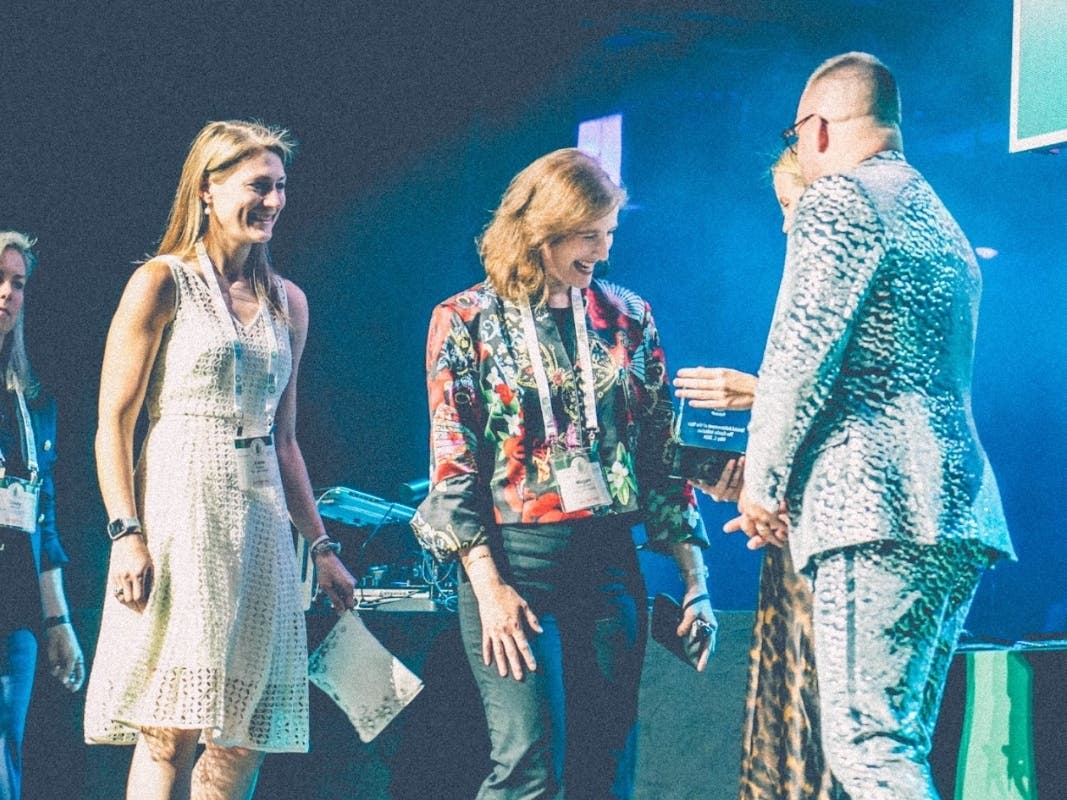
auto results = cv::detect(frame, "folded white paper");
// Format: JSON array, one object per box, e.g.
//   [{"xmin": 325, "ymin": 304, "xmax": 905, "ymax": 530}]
[{"xmin": 308, "ymin": 610, "xmax": 424, "ymax": 742}]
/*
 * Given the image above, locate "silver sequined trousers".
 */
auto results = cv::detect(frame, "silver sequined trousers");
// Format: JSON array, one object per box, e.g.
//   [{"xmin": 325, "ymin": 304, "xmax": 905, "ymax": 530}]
[{"xmin": 810, "ymin": 540, "xmax": 989, "ymax": 799}]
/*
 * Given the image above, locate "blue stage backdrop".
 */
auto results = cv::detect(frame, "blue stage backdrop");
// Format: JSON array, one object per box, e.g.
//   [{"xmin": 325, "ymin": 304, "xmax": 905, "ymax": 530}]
[
  {"xmin": 282, "ymin": 4, "xmax": 1062, "ymax": 641},
  {"xmin": 4, "ymin": 0, "xmax": 1062, "ymax": 643}
]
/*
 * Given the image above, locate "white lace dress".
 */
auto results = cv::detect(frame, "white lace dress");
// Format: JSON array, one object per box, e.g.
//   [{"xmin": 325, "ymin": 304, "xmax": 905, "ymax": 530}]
[{"xmin": 85, "ymin": 258, "xmax": 309, "ymax": 752}]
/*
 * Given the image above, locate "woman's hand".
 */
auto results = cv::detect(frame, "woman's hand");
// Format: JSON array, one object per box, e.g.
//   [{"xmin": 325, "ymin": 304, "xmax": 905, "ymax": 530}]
[
  {"xmin": 314, "ymin": 552, "xmax": 358, "ymax": 614},
  {"xmin": 45, "ymin": 623, "xmax": 85, "ymax": 692},
  {"xmin": 676, "ymin": 591, "xmax": 717, "ymax": 672},
  {"xmin": 724, "ymin": 489, "xmax": 790, "ymax": 550},
  {"xmin": 462, "ymin": 546, "xmax": 543, "ymax": 680},
  {"xmin": 109, "ymin": 535, "xmax": 154, "ymax": 613},
  {"xmin": 475, "ymin": 581, "xmax": 543, "ymax": 680},
  {"xmin": 690, "ymin": 456, "xmax": 744, "ymax": 502},
  {"xmin": 673, "ymin": 367, "xmax": 757, "ymax": 410}
]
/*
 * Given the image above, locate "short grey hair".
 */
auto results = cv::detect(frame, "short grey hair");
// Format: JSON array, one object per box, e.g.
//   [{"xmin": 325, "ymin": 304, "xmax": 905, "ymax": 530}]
[{"xmin": 808, "ymin": 51, "xmax": 901, "ymax": 128}]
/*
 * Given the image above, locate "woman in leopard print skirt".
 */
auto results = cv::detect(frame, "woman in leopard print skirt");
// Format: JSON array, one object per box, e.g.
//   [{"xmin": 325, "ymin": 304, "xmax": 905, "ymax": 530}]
[{"xmin": 674, "ymin": 149, "xmax": 841, "ymax": 799}]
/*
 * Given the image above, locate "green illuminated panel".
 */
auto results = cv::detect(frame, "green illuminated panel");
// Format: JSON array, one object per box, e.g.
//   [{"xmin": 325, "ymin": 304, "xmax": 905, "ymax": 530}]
[{"xmin": 1011, "ymin": 0, "xmax": 1067, "ymax": 151}]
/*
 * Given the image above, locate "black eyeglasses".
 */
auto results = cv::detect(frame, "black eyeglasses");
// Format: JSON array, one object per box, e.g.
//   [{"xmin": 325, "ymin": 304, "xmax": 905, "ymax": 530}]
[{"xmin": 781, "ymin": 113, "xmax": 817, "ymax": 153}]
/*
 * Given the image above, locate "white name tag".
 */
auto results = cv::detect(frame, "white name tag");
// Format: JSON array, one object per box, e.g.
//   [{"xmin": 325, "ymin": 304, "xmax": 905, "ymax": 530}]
[
  {"xmin": 0, "ymin": 477, "xmax": 40, "ymax": 532},
  {"xmin": 234, "ymin": 434, "xmax": 280, "ymax": 492},
  {"xmin": 552, "ymin": 449, "xmax": 611, "ymax": 512}
]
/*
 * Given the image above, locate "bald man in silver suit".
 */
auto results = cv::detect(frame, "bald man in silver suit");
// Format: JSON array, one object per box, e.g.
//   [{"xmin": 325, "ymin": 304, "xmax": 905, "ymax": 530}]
[{"xmin": 733, "ymin": 52, "xmax": 1016, "ymax": 799}]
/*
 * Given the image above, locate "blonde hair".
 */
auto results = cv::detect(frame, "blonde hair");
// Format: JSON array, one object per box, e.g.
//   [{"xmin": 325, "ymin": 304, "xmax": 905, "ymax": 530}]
[
  {"xmin": 771, "ymin": 147, "xmax": 804, "ymax": 183},
  {"xmin": 0, "ymin": 231, "xmax": 40, "ymax": 399},
  {"xmin": 478, "ymin": 148, "xmax": 627, "ymax": 303},
  {"xmin": 157, "ymin": 120, "xmax": 297, "ymax": 319}
]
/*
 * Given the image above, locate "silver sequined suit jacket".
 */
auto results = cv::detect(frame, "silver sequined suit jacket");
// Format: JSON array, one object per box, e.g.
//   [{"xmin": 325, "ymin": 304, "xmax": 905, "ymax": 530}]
[{"xmin": 745, "ymin": 150, "xmax": 1015, "ymax": 572}]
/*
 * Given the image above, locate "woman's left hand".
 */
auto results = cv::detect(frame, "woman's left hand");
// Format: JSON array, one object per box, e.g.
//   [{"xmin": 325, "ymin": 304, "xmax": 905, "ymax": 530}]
[
  {"xmin": 676, "ymin": 591, "xmax": 717, "ymax": 672},
  {"xmin": 315, "ymin": 553, "xmax": 358, "ymax": 614},
  {"xmin": 673, "ymin": 367, "xmax": 757, "ymax": 410},
  {"xmin": 45, "ymin": 623, "xmax": 85, "ymax": 692}
]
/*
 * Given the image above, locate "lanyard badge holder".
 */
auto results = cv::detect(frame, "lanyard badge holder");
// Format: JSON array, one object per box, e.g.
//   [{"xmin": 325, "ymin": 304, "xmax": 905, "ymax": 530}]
[
  {"xmin": 519, "ymin": 289, "xmax": 611, "ymax": 513},
  {"xmin": 196, "ymin": 241, "xmax": 281, "ymax": 493},
  {"xmin": 0, "ymin": 388, "xmax": 42, "ymax": 533},
  {"xmin": 550, "ymin": 448, "xmax": 611, "ymax": 513}
]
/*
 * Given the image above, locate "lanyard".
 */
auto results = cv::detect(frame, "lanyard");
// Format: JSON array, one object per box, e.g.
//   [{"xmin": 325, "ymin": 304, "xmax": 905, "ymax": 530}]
[
  {"xmin": 195, "ymin": 241, "xmax": 279, "ymax": 435},
  {"xmin": 518, "ymin": 287, "xmax": 599, "ymax": 447},
  {"xmin": 0, "ymin": 388, "xmax": 39, "ymax": 482}
]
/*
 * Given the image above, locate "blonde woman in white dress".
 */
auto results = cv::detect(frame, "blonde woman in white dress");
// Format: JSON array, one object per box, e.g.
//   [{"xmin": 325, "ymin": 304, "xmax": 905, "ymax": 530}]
[{"xmin": 84, "ymin": 120, "xmax": 356, "ymax": 800}]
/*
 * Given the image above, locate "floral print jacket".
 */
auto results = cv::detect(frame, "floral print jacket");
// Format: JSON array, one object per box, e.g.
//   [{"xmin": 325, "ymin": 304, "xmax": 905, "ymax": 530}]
[{"xmin": 411, "ymin": 279, "xmax": 706, "ymax": 563}]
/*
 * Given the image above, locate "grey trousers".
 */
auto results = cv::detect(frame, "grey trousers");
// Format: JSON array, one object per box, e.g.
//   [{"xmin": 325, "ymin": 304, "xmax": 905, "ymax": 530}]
[
  {"xmin": 810, "ymin": 540, "xmax": 989, "ymax": 800},
  {"xmin": 459, "ymin": 518, "xmax": 646, "ymax": 800}
]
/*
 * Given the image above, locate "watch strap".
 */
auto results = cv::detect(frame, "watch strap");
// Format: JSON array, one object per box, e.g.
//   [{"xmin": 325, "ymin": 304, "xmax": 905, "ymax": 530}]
[{"xmin": 107, "ymin": 516, "xmax": 143, "ymax": 541}]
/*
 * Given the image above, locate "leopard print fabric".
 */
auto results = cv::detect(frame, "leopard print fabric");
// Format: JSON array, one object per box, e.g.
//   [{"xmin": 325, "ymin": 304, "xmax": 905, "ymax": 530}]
[{"xmin": 738, "ymin": 546, "xmax": 843, "ymax": 800}]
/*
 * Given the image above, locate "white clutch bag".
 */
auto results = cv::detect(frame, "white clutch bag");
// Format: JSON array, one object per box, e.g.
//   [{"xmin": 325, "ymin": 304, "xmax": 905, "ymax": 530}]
[{"xmin": 308, "ymin": 610, "xmax": 425, "ymax": 742}]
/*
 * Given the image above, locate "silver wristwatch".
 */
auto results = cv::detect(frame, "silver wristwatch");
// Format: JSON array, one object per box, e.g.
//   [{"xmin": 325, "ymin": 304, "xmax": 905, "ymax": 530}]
[{"xmin": 106, "ymin": 516, "xmax": 143, "ymax": 541}]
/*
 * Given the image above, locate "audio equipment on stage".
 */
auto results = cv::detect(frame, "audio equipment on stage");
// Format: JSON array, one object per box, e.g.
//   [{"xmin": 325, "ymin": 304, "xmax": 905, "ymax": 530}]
[
  {"xmin": 397, "ymin": 477, "xmax": 431, "ymax": 504},
  {"xmin": 316, "ymin": 485, "xmax": 416, "ymax": 527},
  {"xmin": 298, "ymin": 485, "xmax": 457, "ymax": 611}
]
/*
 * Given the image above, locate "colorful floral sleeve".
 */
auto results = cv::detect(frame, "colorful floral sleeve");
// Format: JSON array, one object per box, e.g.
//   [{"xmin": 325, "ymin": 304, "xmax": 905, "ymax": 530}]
[
  {"xmin": 410, "ymin": 301, "xmax": 492, "ymax": 562},
  {"xmin": 632, "ymin": 301, "xmax": 709, "ymax": 552}
]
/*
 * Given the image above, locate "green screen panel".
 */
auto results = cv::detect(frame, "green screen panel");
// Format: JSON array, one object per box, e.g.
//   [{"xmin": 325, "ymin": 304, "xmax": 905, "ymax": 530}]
[{"xmin": 1011, "ymin": 0, "xmax": 1067, "ymax": 152}]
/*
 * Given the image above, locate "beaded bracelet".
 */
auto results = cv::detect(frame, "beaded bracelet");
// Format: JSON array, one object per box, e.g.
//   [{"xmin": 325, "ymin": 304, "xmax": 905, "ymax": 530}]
[
  {"xmin": 464, "ymin": 549, "xmax": 492, "ymax": 569},
  {"xmin": 310, "ymin": 537, "xmax": 342, "ymax": 559},
  {"xmin": 679, "ymin": 565, "xmax": 709, "ymax": 581}
]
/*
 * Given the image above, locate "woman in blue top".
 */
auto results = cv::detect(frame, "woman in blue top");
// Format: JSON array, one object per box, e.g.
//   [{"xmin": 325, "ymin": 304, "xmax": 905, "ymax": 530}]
[{"xmin": 0, "ymin": 231, "xmax": 84, "ymax": 800}]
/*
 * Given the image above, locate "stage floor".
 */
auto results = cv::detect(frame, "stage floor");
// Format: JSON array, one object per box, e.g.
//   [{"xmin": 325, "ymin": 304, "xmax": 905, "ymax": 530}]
[{"xmin": 24, "ymin": 608, "xmax": 1067, "ymax": 798}]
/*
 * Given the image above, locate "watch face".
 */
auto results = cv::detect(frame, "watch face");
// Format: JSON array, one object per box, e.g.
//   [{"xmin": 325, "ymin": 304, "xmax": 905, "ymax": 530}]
[{"xmin": 108, "ymin": 518, "xmax": 139, "ymax": 539}]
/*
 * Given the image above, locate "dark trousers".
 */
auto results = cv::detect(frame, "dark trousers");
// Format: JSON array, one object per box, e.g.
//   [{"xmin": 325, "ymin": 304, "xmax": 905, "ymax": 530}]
[
  {"xmin": 458, "ymin": 517, "xmax": 647, "ymax": 800},
  {"xmin": 0, "ymin": 629, "xmax": 36, "ymax": 800}
]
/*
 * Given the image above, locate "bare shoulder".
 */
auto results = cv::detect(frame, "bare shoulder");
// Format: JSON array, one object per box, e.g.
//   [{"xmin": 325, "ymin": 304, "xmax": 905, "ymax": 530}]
[
  {"xmin": 280, "ymin": 277, "xmax": 309, "ymax": 344},
  {"xmin": 121, "ymin": 258, "xmax": 178, "ymax": 323},
  {"xmin": 281, "ymin": 277, "xmax": 308, "ymax": 322},
  {"xmin": 132, "ymin": 257, "xmax": 178, "ymax": 288},
  {"xmin": 280, "ymin": 277, "xmax": 307, "ymax": 311}
]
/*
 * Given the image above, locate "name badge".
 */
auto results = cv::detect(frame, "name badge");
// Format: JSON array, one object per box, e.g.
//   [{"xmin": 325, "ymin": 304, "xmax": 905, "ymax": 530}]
[
  {"xmin": 234, "ymin": 434, "xmax": 280, "ymax": 492},
  {"xmin": 552, "ymin": 449, "xmax": 611, "ymax": 512},
  {"xmin": 0, "ymin": 476, "xmax": 40, "ymax": 533}
]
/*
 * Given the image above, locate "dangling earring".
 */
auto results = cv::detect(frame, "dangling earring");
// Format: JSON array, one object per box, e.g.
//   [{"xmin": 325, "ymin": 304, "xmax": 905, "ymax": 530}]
[{"xmin": 203, "ymin": 204, "xmax": 211, "ymax": 216}]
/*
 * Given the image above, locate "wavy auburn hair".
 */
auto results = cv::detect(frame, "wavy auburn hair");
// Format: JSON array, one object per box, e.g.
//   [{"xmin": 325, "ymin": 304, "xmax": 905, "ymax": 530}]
[{"xmin": 478, "ymin": 148, "xmax": 627, "ymax": 303}]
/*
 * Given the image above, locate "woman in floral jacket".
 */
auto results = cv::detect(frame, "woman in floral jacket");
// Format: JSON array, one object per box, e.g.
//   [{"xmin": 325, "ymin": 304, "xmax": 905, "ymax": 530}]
[{"xmin": 411, "ymin": 148, "xmax": 715, "ymax": 800}]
